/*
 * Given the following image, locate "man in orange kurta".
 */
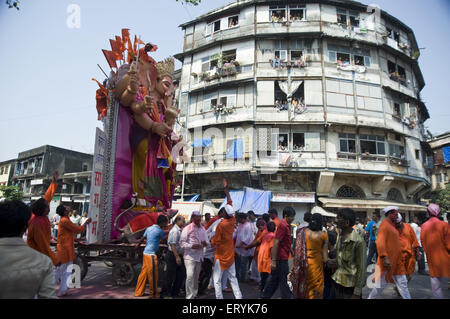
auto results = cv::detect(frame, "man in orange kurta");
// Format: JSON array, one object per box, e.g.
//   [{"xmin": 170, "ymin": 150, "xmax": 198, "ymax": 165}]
[
  {"xmin": 54, "ymin": 204, "xmax": 91, "ymax": 297},
  {"xmin": 27, "ymin": 172, "xmax": 59, "ymax": 265},
  {"xmin": 368, "ymin": 206, "xmax": 411, "ymax": 299},
  {"xmin": 420, "ymin": 203, "xmax": 450, "ymax": 299},
  {"xmin": 210, "ymin": 179, "xmax": 242, "ymax": 299},
  {"xmin": 397, "ymin": 218, "xmax": 420, "ymax": 280}
]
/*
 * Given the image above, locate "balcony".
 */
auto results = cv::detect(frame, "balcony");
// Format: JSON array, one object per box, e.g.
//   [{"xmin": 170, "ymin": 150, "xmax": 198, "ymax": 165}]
[
  {"xmin": 191, "ymin": 63, "xmax": 253, "ymax": 89},
  {"xmin": 389, "ymin": 156, "xmax": 409, "ymax": 167},
  {"xmin": 360, "ymin": 153, "xmax": 387, "ymax": 162}
]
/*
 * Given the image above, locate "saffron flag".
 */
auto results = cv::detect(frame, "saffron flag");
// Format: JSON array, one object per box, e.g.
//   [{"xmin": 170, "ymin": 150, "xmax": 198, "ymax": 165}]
[{"xmin": 102, "ymin": 49, "xmax": 117, "ymax": 69}]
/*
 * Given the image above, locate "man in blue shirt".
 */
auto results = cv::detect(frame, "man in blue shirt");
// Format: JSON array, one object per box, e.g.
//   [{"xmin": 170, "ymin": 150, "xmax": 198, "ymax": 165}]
[
  {"xmin": 365, "ymin": 213, "xmax": 380, "ymax": 267},
  {"xmin": 135, "ymin": 214, "xmax": 169, "ymax": 298}
]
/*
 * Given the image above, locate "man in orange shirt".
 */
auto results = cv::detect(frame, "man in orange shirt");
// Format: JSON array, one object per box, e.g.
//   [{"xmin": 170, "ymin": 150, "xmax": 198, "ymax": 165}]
[
  {"xmin": 396, "ymin": 214, "xmax": 420, "ymax": 281},
  {"xmin": 421, "ymin": 203, "xmax": 450, "ymax": 299},
  {"xmin": 54, "ymin": 204, "xmax": 91, "ymax": 297},
  {"xmin": 368, "ymin": 206, "xmax": 411, "ymax": 299},
  {"xmin": 210, "ymin": 179, "xmax": 242, "ymax": 299},
  {"xmin": 27, "ymin": 171, "xmax": 59, "ymax": 266}
]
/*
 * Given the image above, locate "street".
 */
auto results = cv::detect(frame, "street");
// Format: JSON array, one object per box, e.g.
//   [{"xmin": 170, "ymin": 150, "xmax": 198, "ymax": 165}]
[{"xmin": 60, "ymin": 260, "xmax": 449, "ymax": 299}]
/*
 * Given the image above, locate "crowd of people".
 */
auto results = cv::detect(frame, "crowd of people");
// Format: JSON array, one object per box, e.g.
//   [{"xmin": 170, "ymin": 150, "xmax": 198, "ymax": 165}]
[
  {"xmin": 0, "ymin": 171, "xmax": 91, "ymax": 298},
  {"xmin": 0, "ymin": 175, "xmax": 448, "ymax": 300},
  {"xmin": 132, "ymin": 179, "xmax": 449, "ymax": 300}
]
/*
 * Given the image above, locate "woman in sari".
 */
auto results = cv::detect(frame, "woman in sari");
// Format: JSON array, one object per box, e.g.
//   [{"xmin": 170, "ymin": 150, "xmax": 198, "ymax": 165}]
[{"xmin": 291, "ymin": 213, "xmax": 328, "ymax": 299}]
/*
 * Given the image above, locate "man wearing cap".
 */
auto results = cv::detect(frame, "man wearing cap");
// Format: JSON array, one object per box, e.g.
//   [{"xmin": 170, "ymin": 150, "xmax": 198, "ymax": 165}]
[
  {"xmin": 368, "ymin": 206, "xmax": 411, "ymax": 299},
  {"xmin": 180, "ymin": 210, "xmax": 208, "ymax": 299},
  {"xmin": 211, "ymin": 179, "xmax": 243, "ymax": 299},
  {"xmin": 420, "ymin": 203, "xmax": 450, "ymax": 299}
]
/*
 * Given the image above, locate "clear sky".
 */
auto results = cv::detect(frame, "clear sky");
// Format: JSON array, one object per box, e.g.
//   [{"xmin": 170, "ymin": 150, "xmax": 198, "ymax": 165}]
[{"xmin": 0, "ymin": 0, "xmax": 449, "ymax": 162}]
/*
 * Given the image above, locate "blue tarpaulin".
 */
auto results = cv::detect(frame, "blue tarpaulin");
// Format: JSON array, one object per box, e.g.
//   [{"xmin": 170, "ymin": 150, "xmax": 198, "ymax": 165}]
[
  {"xmin": 443, "ymin": 146, "xmax": 450, "ymax": 163},
  {"xmin": 219, "ymin": 190, "xmax": 245, "ymax": 212},
  {"xmin": 226, "ymin": 138, "xmax": 244, "ymax": 159},
  {"xmin": 192, "ymin": 138, "xmax": 212, "ymax": 148},
  {"xmin": 219, "ymin": 187, "xmax": 271, "ymax": 215}
]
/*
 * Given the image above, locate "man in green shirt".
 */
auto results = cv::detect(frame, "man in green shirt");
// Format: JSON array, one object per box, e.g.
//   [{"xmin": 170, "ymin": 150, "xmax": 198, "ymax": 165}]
[{"xmin": 329, "ymin": 208, "xmax": 367, "ymax": 299}]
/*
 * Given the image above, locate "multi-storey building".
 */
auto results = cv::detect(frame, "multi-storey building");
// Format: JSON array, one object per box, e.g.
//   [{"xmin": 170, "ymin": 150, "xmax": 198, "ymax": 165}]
[
  {"xmin": 11, "ymin": 145, "xmax": 93, "ymax": 214},
  {"xmin": 428, "ymin": 132, "xmax": 450, "ymax": 191},
  {"xmin": 174, "ymin": 0, "xmax": 431, "ymax": 222},
  {"xmin": 0, "ymin": 159, "xmax": 17, "ymax": 195}
]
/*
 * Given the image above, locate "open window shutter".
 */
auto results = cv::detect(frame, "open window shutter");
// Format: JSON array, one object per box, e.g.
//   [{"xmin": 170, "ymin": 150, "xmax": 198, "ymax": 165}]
[
  {"xmin": 258, "ymin": 127, "xmax": 272, "ymax": 151},
  {"xmin": 304, "ymin": 132, "xmax": 321, "ymax": 151},
  {"xmin": 244, "ymin": 134, "xmax": 251, "ymax": 159}
]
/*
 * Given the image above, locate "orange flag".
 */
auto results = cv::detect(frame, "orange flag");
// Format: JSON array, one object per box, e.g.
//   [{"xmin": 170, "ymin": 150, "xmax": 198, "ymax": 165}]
[
  {"xmin": 115, "ymin": 35, "xmax": 126, "ymax": 54},
  {"xmin": 102, "ymin": 49, "xmax": 117, "ymax": 69},
  {"xmin": 121, "ymin": 28, "xmax": 130, "ymax": 45},
  {"xmin": 109, "ymin": 39, "xmax": 122, "ymax": 61}
]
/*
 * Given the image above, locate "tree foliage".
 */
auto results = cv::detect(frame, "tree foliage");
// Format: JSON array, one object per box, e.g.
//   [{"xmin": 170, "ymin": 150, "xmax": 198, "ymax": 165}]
[
  {"xmin": 5, "ymin": 0, "xmax": 19, "ymax": 10},
  {"xmin": 0, "ymin": 185, "xmax": 24, "ymax": 201},
  {"xmin": 176, "ymin": 0, "xmax": 202, "ymax": 5},
  {"xmin": 429, "ymin": 184, "xmax": 450, "ymax": 213}
]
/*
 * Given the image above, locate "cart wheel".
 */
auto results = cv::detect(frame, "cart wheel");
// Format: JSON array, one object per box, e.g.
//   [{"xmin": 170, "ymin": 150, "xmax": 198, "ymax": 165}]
[
  {"xmin": 73, "ymin": 255, "xmax": 88, "ymax": 281},
  {"xmin": 112, "ymin": 262, "xmax": 136, "ymax": 286}
]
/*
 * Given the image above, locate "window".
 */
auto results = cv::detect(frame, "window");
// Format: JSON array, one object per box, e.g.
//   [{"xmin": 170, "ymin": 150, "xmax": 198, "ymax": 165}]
[
  {"xmin": 270, "ymin": 5, "xmax": 286, "ymax": 22},
  {"xmin": 275, "ymin": 50, "xmax": 288, "ymax": 62},
  {"xmin": 214, "ymin": 20, "xmax": 221, "ymax": 33},
  {"xmin": 337, "ymin": 9, "xmax": 348, "ymax": 28},
  {"xmin": 444, "ymin": 174, "xmax": 448, "ymax": 182},
  {"xmin": 228, "ymin": 16, "xmax": 239, "ymax": 28},
  {"xmin": 82, "ymin": 163, "xmax": 88, "ymax": 172},
  {"xmin": 352, "ymin": 48, "xmax": 371, "ymax": 67},
  {"xmin": 328, "ymin": 44, "xmax": 350, "ymax": 64},
  {"xmin": 436, "ymin": 174, "xmax": 442, "ymax": 183},
  {"xmin": 274, "ymin": 82, "xmax": 287, "ymax": 106},
  {"xmin": 202, "ymin": 92, "xmax": 217, "ymax": 112},
  {"xmin": 387, "ymin": 188, "xmax": 404, "ymax": 202},
  {"xmin": 387, "ymin": 28, "xmax": 400, "ymax": 44},
  {"xmin": 4, "ymin": 166, "xmax": 8, "ymax": 175},
  {"xmin": 293, "ymin": 133, "xmax": 305, "ymax": 151},
  {"xmin": 290, "ymin": 50, "xmax": 303, "ymax": 60},
  {"xmin": 0, "ymin": 167, "xmax": 3, "ymax": 175},
  {"xmin": 393, "ymin": 103, "xmax": 402, "ymax": 118},
  {"xmin": 349, "ymin": 12, "xmax": 360, "ymax": 28},
  {"xmin": 278, "ymin": 134, "xmax": 288, "ymax": 151},
  {"xmin": 389, "ymin": 143, "xmax": 405, "ymax": 158},
  {"xmin": 289, "ymin": 5, "xmax": 305, "ymax": 22},
  {"xmin": 222, "ymin": 49, "xmax": 236, "ymax": 64},
  {"xmin": 337, "ymin": 9, "xmax": 360, "ymax": 29},
  {"xmin": 201, "ymin": 57, "xmax": 210, "ymax": 72},
  {"xmin": 339, "ymin": 133, "xmax": 356, "ymax": 153},
  {"xmin": 360, "ymin": 135, "xmax": 386, "ymax": 155},
  {"xmin": 336, "ymin": 185, "xmax": 365, "ymax": 199},
  {"xmin": 388, "ymin": 60, "xmax": 407, "ymax": 85},
  {"xmin": 415, "ymin": 149, "xmax": 420, "ymax": 160}
]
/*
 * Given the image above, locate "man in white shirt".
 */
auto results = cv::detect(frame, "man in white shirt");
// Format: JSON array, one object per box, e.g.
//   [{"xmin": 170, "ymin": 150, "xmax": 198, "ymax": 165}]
[
  {"xmin": 180, "ymin": 211, "xmax": 208, "ymax": 299},
  {"xmin": 410, "ymin": 216, "xmax": 427, "ymax": 275},
  {"xmin": 163, "ymin": 215, "xmax": 186, "ymax": 298},
  {"xmin": 0, "ymin": 200, "xmax": 57, "ymax": 299},
  {"xmin": 234, "ymin": 213, "xmax": 255, "ymax": 283}
]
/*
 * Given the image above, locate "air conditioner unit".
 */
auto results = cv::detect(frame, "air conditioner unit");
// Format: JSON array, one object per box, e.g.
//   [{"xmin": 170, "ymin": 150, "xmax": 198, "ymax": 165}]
[{"xmin": 270, "ymin": 174, "xmax": 282, "ymax": 183}]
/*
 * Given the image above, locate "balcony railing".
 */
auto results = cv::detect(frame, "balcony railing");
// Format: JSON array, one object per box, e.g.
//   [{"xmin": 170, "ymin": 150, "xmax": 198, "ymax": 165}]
[
  {"xmin": 360, "ymin": 154, "xmax": 387, "ymax": 162},
  {"xmin": 389, "ymin": 156, "xmax": 409, "ymax": 167}
]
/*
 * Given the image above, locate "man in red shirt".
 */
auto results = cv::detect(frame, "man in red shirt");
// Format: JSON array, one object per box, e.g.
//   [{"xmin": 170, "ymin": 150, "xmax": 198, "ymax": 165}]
[{"xmin": 262, "ymin": 206, "xmax": 296, "ymax": 299}]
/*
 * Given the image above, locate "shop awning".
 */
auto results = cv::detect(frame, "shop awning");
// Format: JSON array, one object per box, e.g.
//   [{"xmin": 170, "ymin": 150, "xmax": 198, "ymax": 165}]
[
  {"xmin": 318, "ymin": 198, "xmax": 427, "ymax": 212},
  {"xmin": 311, "ymin": 206, "xmax": 337, "ymax": 217}
]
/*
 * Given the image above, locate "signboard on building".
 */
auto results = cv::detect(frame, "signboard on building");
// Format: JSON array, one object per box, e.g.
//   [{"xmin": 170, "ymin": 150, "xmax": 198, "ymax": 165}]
[
  {"xmin": 271, "ymin": 192, "xmax": 316, "ymax": 203},
  {"xmin": 31, "ymin": 179, "xmax": 43, "ymax": 186},
  {"xmin": 87, "ymin": 128, "xmax": 106, "ymax": 244}
]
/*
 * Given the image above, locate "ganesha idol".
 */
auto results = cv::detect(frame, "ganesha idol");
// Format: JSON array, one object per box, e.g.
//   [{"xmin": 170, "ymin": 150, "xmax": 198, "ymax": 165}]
[{"xmin": 94, "ymin": 31, "xmax": 185, "ymax": 240}]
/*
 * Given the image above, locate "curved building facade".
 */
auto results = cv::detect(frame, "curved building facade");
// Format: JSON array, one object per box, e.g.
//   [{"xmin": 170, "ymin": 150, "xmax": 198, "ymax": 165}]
[{"xmin": 174, "ymin": 0, "xmax": 431, "ymax": 222}]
